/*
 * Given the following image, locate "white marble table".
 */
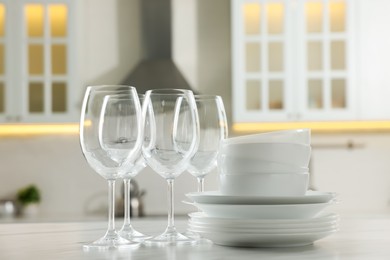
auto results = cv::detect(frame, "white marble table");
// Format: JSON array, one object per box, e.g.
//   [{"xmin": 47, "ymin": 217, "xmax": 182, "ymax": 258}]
[{"xmin": 0, "ymin": 215, "xmax": 390, "ymax": 259}]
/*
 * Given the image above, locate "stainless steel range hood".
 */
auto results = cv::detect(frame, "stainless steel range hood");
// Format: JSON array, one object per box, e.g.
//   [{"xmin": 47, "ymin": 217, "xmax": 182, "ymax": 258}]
[{"xmin": 121, "ymin": 0, "xmax": 194, "ymax": 93}]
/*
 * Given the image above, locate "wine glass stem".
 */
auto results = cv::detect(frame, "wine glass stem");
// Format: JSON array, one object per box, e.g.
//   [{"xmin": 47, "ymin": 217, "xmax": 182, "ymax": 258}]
[
  {"xmin": 167, "ymin": 179, "xmax": 175, "ymax": 232},
  {"xmin": 123, "ymin": 178, "xmax": 131, "ymax": 227},
  {"xmin": 107, "ymin": 180, "xmax": 116, "ymax": 234},
  {"xmin": 197, "ymin": 177, "xmax": 205, "ymax": 193}
]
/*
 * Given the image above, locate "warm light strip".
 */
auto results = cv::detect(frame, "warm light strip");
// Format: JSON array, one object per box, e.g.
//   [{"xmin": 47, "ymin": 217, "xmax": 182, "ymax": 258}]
[
  {"xmin": 3, "ymin": 121, "xmax": 390, "ymax": 136},
  {"xmin": 0, "ymin": 124, "xmax": 79, "ymax": 136},
  {"xmin": 233, "ymin": 121, "xmax": 390, "ymax": 133}
]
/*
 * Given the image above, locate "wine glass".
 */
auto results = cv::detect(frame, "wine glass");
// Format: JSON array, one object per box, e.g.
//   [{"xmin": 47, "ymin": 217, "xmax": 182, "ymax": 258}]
[
  {"xmin": 80, "ymin": 85, "xmax": 142, "ymax": 250},
  {"xmin": 142, "ymin": 89, "xmax": 199, "ymax": 245},
  {"xmin": 118, "ymin": 94, "xmax": 151, "ymax": 241},
  {"xmin": 188, "ymin": 95, "xmax": 228, "ymax": 192}
]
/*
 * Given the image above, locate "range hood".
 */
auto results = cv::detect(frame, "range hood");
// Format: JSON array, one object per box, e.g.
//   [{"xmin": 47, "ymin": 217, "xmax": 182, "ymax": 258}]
[{"xmin": 121, "ymin": 0, "xmax": 194, "ymax": 93}]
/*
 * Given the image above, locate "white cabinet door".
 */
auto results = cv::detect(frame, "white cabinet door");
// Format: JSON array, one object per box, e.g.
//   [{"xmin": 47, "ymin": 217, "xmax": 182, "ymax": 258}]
[
  {"xmin": 232, "ymin": 0, "xmax": 294, "ymax": 123},
  {"xmin": 296, "ymin": 0, "xmax": 357, "ymax": 121},
  {"xmin": 357, "ymin": 0, "xmax": 390, "ymax": 120},
  {"xmin": 0, "ymin": 0, "xmax": 15, "ymax": 122},
  {"xmin": 0, "ymin": 0, "xmax": 79, "ymax": 123},
  {"xmin": 232, "ymin": 0, "xmax": 356, "ymax": 123}
]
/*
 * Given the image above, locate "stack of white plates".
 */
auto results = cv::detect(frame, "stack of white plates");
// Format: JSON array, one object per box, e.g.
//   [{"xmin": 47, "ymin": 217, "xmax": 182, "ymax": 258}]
[
  {"xmin": 186, "ymin": 129, "xmax": 339, "ymax": 247},
  {"xmin": 186, "ymin": 190, "xmax": 339, "ymax": 247}
]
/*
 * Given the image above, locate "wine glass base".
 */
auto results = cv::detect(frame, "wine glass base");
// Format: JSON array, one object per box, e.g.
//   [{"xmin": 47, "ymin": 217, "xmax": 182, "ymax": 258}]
[
  {"xmin": 83, "ymin": 233, "xmax": 140, "ymax": 251},
  {"xmin": 144, "ymin": 230, "xmax": 197, "ymax": 246},
  {"xmin": 182, "ymin": 230, "xmax": 213, "ymax": 245},
  {"xmin": 182, "ymin": 230, "xmax": 201, "ymax": 239},
  {"xmin": 119, "ymin": 226, "xmax": 152, "ymax": 242}
]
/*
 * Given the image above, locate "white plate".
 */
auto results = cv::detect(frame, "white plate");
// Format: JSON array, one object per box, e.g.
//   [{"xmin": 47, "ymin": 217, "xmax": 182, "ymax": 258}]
[
  {"xmin": 188, "ymin": 216, "xmax": 339, "ymax": 230},
  {"xmin": 189, "ymin": 219, "xmax": 338, "ymax": 231},
  {"xmin": 188, "ymin": 221, "xmax": 339, "ymax": 234},
  {"xmin": 189, "ymin": 228, "xmax": 337, "ymax": 247},
  {"xmin": 186, "ymin": 190, "xmax": 337, "ymax": 205},
  {"xmin": 189, "ymin": 212, "xmax": 339, "ymax": 227},
  {"xmin": 192, "ymin": 201, "xmax": 334, "ymax": 219}
]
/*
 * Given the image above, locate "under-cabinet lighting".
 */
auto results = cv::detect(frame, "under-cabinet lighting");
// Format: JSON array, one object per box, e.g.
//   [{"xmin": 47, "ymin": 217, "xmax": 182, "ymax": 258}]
[
  {"xmin": 0, "ymin": 123, "xmax": 79, "ymax": 136},
  {"xmin": 233, "ymin": 121, "xmax": 390, "ymax": 133}
]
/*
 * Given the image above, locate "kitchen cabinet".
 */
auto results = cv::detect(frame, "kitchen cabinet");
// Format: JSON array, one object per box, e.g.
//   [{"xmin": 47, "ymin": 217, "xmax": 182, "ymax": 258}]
[
  {"xmin": 356, "ymin": 1, "xmax": 390, "ymax": 120},
  {"xmin": 231, "ymin": 0, "xmax": 356, "ymax": 123},
  {"xmin": 0, "ymin": 0, "xmax": 78, "ymax": 123}
]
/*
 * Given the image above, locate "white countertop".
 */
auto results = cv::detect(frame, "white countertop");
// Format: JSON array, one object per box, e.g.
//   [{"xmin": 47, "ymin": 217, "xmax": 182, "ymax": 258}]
[{"xmin": 0, "ymin": 214, "xmax": 389, "ymax": 259}]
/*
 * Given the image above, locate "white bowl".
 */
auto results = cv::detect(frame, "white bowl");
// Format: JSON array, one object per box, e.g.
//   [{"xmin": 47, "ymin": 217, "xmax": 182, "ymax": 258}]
[
  {"xmin": 223, "ymin": 129, "xmax": 310, "ymax": 146},
  {"xmin": 219, "ymin": 142, "xmax": 311, "ymax": 167},
  {"xmin": 219, "ymin": 172, "xmax": 309, "ymax": 196},
  {"xmin": 218, "ymin": 154, "xmax": 309, "ymax": 174}
]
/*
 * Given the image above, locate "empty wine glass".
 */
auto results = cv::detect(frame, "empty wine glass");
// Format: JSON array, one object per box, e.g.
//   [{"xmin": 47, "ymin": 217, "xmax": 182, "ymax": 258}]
[
  {"xmin": 188, "ymin": 95, "xmax": 228, "ymax": 192},
  {"xmin": 142, "ymin": 89, "xmax": 199, "ymax": 245},
  {"xmin": 80, "ymin": 85, "xmax": 142, "ymax": 250},
  {"xmin": 118, "ymin": 94, "xmax": 150, "ymax": 241}
]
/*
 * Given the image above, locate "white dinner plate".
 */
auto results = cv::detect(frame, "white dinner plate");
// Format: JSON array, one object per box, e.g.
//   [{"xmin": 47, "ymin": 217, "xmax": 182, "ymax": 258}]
[
  {"xmin": 188, "ymin": 212, "xmax": 339, "ymax": 227},
  {"xmin": 188, "ymin": 220, "xmax": 339, "ymax": 234},
  {"xmin": 189, "ymin": 228, "xmax": 337, "ymax": 247},
  {"xmin": 192, "ymin": 201, "xmax": 335, "ymax": 219},
  {"xmin": 186, "ymin": 190, "xmax": 337, "ymax": 205}
]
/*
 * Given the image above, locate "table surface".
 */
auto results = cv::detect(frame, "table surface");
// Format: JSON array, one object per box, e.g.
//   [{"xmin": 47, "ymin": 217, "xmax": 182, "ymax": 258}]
[{"xmin": 0, "ymin": 214, "xmax": 389, "ymax": 260}]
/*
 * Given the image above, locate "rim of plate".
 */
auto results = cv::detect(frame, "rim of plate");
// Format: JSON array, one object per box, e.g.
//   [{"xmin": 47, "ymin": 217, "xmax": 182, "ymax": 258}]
[
  {"xmin": 186, "ymin": 190, "xmax": 338, "ymax": 205},
  {"xmin": 188, "ymin": 212, "xmax": 339, "ymax": 224}
]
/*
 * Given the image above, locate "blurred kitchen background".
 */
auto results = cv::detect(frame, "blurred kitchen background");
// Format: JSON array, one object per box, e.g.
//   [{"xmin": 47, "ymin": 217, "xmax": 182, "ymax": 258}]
[{"xmin": 1, "ymin": 0, "xmax": 390, "ymax": 221}]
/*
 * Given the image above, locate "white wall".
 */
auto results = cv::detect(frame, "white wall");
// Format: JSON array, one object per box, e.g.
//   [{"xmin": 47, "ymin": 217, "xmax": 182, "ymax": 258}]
[
  {"xmin": 1, "ymin": 133, "xmax": 390, "ymax": 219},
  {"xmin": 172, "ymin": 0, "xmax": 198, "ymax": 90},
  {"xmin": 0, "ymin": 136, "xmax": 106, "ymax": 218},
  {"xmin": 311, "ymin": 134, "xmax": 390, "ymax": 214},
  {"xmin": 82, "ymin": 0, "xmax": 142, "ymax": 87}
]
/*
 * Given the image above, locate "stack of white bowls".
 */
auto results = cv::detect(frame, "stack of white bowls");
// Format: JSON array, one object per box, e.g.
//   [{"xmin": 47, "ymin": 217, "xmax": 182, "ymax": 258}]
[
  {"xmin": 218, "ymin": 129, "xmax": 311, "ymax": 196},
  {"xmin": 186, "ymin": 129, "xmax": 339, "ymax": 247}
]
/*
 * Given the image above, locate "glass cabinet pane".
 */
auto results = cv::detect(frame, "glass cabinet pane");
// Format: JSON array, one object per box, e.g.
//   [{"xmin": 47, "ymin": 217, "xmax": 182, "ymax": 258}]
[
  {"xmin": 49, "ymin": 4, "xmax": 67, "ymax": 37},
  {"xmin": 331, "ymin": 41, "xmax": 345, "ymax": 70},
  {"xmin": 331, "ymin": 79, "xmax": 346, "ymax": 108},
  {"xmin": 243, "ymin": 3, "xmax": 261, "ymax": 35},
  {"xmin": 305, "ymin": 2, "xmax": 323, "ymax": 33},
  {"xmin": 29, "ymin": 82, "xmax": 44, "ymax": 112},
  {"xmin": 267, "ymin": 3, "xmax": 284, "ymax": 34},
  {"xmin": 0, "ymin": 4, "xmax": 5, "ymax": 37},
  {"xmin": 268, "ymin": 42, "xmax": 283, "ymax": 71},
  {"xmin": 269, "ymin": 80, "xmax": 283, "ymax": 109},
  {"xmin": 52, "ymin": 82, "xmax": 66, "ymax": 112},
  {"xmin": 26, "ymin": 4, "xmax": 44, "ymax": 37},
  {"xmin": 307, "ymin": 41, "xmax": 322, "ymax": 71},
  {"xmin": 246, "ymin": 43, "xmax": 260, "ymax": 72},
  {"xmin": 330, "ymin": 1, "xmax": 345, "ymax": 32},
  {"xmin": 52, "ymin": 44, "xmax": 67, "ymax": 74},
  {"xmin": 246, "ymin": 80, "xmax": 261, "ymax": 110},
  {"xmin": 308, "ymin": 79, "xmax": 323, "ymax": 109},
  {"xmin": 29, "ymin": 44, "xmax": 44, "ymax": 75}
]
